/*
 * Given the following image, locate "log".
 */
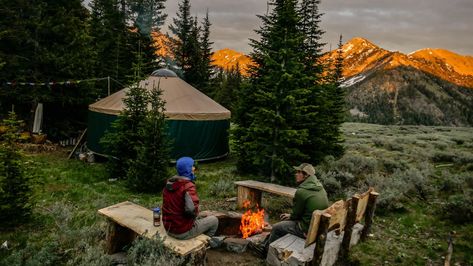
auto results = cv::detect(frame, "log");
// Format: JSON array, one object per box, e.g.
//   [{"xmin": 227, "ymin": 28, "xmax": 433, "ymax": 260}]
[
  {"xmin": 360, "ymin": 191, "xmax": 379, "ymax": 241},
  {"xmin": 312, "ymin": 213, "xmax": 331, "ymax": 266},
  {"xmin": 338, "ymin": 196, "xmax": 359, "ymax": 262},
  {"xmin": 266, "ymin": 233, "xmax": 315, "ymax": 266},
  {"xmin": 105, "ymin": 221, "xmax": 137, "ymax": 254}
]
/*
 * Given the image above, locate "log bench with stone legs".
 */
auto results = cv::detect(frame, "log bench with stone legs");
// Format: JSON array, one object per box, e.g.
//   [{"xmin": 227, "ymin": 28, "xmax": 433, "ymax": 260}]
[
  {"xmin": 98, "ymin": 201, "xmax": 210, "ymax": 265},
  {"xmin": 234, "ymin": 180, "xmax": 297, "ymax": 208},
  {"xmin": 265, "ymin": 187, "xmax": 379, "ymax": 266}
]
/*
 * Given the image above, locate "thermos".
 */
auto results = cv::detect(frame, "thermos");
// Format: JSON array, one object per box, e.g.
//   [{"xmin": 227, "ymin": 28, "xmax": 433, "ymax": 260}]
[{"xmin": 153, "ymin": 207, "xmax": 161, "ymax": 227}]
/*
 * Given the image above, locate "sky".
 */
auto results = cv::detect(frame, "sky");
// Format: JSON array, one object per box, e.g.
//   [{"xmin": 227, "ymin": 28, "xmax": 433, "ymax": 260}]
[{"xmin": 161, "ymin": 0, "xmax": 473, "ymax": 56}]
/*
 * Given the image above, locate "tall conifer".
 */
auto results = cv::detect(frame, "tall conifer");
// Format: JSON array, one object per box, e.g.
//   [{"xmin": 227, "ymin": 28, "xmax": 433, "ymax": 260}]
[{"xmin": 234, "ymin": 0, "xmax": 312, "ymax": 183}]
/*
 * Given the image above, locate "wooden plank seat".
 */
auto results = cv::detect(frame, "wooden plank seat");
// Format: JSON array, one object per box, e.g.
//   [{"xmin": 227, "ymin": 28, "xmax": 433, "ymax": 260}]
[
  {"xmin": 234, "ymin": 180, "xmax": 297, "ymax": 208},
  {"xmin": 266, "ymin": 188, "xmax": 379, "ymax": 266},
  {"xmin": 98, "ymin": 201, "xmax": 210, "ymax": 258}
]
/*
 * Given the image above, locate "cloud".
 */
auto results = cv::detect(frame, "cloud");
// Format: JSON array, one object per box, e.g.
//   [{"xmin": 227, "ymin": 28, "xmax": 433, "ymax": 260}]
[{"xmin": 85, "ymin": 0, "xmax": 473, "ymax": 55}]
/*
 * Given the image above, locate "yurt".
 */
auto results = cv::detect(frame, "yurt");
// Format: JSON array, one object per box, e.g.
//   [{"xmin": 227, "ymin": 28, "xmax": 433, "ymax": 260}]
[{"xmin": 87, "ymin": 69, "xmax": 231, "ymax": 161}]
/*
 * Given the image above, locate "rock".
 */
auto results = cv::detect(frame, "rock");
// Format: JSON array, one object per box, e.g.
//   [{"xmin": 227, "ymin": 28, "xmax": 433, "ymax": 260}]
[
  {"xmin": 246, "ymin": 232, "xmax": 269, "ymax": 245},
  {"xmin": 209, "ymin": 236, "xmax": 226, "ymax": 249},
  {"xmin": 224, "ymin": 237, "xmax": 249, "ymax": 253},
  {"xmin": 110, "ymin": 252, "xmax": 127, "ymax": 265},
  {"xmin": 1, "ymin": 241, "xmax": 8, "ymax": 250}
]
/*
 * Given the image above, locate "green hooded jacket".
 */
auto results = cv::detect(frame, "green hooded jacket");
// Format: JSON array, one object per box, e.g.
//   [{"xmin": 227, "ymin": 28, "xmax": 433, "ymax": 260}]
[{"xmin": 291, "ymin": 175, "xmax": 329, "ymax": 232}]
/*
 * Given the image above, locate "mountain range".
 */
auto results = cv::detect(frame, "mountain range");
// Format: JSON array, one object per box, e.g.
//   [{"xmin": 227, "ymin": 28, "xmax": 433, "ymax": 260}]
[
  {"xmin": 322, "ymin": 38, "xmax": 473, "ymax": 126},
  {"xmin": 153, "ymin": 34, "xmax": 473, "ymax": 126}
]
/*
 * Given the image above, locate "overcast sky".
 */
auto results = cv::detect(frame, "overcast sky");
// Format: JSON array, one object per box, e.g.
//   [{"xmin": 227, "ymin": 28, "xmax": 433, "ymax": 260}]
[{"xmin": 161, "ymin": 0, "xmax": 473, "ymax": 56}]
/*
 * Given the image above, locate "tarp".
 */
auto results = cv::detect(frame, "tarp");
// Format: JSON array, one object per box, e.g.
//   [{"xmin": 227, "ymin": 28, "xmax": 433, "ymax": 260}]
[{"xmin": 89, "ymin": 76, "xmax": 230, "ymax": 120}]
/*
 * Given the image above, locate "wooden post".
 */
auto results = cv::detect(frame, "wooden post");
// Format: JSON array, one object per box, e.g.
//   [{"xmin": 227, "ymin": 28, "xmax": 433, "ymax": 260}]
[
  {"xmin": 311, "ymin": 213, "xmax": 331, "ymax": 266},
  {"xmin": 237, "ymin": 186, "xmax": 262, "ymax": 209},
  {"xmin": 106, "ymin": 221, "xmax": 137, "ymax": 254},
  {"xmin": 444, "ymin": 231, "xmax": 455, "ymax": 266},
  {"xmin": 360, "ymin": 192, "xmax": 379, "ymax": 241},
  {"xmin": 338, "ymin": 196, "xmax": 359, "ymax": 262}
]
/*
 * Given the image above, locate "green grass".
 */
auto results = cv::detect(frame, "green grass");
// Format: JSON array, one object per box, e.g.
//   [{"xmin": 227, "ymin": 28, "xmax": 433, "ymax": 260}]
[{"xmin": 1, "ymin": 122, "xmax": 473, "ymax": 265}]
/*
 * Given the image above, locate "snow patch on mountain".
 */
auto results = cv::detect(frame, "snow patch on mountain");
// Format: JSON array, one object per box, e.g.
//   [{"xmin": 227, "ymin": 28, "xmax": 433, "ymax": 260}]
[{"xmin": 341, "ymin": 74, "xmax": 366, "ymax": 87}]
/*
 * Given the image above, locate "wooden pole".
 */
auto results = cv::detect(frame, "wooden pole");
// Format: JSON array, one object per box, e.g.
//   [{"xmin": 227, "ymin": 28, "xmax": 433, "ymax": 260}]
[
  {"xmin": 312, "ymin": 213, "xmax": 331, "ymax": 266},
  {"xmin": 338, "ymin": 196, "xmax": 359, "ymax": 262},
  {"xmin": 444, "ymin": 231, "xmax": 455, "ymax": 266},
  {"xmin": 360, "ymin": 191, "xmax": 379, "ymax": 241}
]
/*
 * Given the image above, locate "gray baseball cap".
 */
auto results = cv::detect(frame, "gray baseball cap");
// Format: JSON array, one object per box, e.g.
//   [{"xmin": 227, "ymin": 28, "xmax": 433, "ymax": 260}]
[{"xmin": 293, "ymin": 163, "xmax": 315, "ymax": 176}]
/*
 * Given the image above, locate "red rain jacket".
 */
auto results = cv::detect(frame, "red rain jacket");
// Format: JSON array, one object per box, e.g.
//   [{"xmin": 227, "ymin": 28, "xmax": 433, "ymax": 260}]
[{"xmin": 162, "ymin": 176, "xmax": 199, "ymax": 234}]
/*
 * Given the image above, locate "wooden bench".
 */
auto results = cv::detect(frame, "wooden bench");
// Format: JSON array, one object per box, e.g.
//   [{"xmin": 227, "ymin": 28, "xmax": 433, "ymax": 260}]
[
  {"xmin": 98, "ymin": 201, "xmax": 209, "ymax": 263},
  {"xmin": 266, "ymin": 188, "xmax": 379, "ymax": 266},
  {"xmin": 234, "ymin": 180, "xmax": 297, "ymax": 208}
]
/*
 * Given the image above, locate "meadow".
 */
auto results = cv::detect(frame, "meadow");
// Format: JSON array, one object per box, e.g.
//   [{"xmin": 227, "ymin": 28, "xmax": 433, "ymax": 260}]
[{"xmin": 1, "ymin": 122, "xmax": 472, "ymax": 265}]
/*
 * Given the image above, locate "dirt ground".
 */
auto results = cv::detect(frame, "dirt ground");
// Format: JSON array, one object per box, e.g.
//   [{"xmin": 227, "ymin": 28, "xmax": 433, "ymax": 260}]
[{"xmin": 206, "ymin": 248, "xmax": 265, "ymax": 266}]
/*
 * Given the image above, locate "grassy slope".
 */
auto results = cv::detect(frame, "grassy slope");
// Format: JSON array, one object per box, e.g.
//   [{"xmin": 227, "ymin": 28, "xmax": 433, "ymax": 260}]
[{"xmin": 1, "ymin": 123, "xmax": 472, "ymax": 265}]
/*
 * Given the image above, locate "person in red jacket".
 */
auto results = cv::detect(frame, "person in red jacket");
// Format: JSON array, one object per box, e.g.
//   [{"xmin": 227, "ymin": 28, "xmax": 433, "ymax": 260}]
[{"xmin": 162, "ymin": 157, "xmax": 219, "ymax": 240}]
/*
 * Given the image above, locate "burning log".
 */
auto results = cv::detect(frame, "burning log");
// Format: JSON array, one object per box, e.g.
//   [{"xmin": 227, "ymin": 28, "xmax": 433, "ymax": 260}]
[{"xmin": 240, "ymin": 200, "xmax": 266, "ymax": 239}]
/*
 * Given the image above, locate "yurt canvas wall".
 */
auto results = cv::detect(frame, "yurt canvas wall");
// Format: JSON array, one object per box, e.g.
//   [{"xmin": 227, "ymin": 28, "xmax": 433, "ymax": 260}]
[{"xmin": 87, "ymin": 69, "xmax": 231, "ymax": 161}]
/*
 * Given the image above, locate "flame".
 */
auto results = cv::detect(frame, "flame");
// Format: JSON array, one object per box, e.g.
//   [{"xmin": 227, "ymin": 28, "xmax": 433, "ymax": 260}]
[{"xmin": 240, "ymin": 200, "xmax": 265, "ymax": 239}]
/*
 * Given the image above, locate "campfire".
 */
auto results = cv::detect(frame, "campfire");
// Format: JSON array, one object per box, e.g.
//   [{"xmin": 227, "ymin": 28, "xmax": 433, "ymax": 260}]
[{"xmin": 240, "ymin": 200, "xmax": 265, "ymax": 239}]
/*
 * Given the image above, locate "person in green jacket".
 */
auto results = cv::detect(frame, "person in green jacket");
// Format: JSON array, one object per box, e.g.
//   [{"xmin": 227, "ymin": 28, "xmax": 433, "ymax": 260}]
[{"xmin": 267, "ymin": 163, "xmax": 329, "ymax": 245}]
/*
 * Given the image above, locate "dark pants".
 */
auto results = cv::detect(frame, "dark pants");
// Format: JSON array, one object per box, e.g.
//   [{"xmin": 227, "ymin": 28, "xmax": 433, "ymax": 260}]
[
  {"xmin": 264, "ymin": 220, "xmax": 305, "ymax": 252},
  {"xmin": 168, "ymin": 216, "xmax": 219, "ymax": 240}
]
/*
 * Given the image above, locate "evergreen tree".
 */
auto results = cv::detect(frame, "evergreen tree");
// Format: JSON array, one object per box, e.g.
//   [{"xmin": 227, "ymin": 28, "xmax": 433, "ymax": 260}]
[
  {"xmin": 100, "ymin": 60, "xmax": 148, "ymax": 179},
  {"xmin": 127, "ymin": 82, "xmax": 171, "ymax": 192},
  {"xmin": 169, "ymin": 0, "xmax": 213, "ymax": 92},
  {"xmin": 169, "ymin": 0, "xmax": 194, "ymax": 78},
  {"xmin": 214, "ymin": 64, "xmax": 242, "ymax": 113},
  {"xmin": 198, "ymin": 11, "xmax": 214, "ymax": 95},
  {"xmin": 234, "ymin": 0, "xmax": 312, "ymax": 183},
  {"xmin": 184, "ymin": 17, "xmax": 204, "ymax": 88},
  {"xmin": 320, "ymin": 34, "xmax": 345, "ymax": 157},
  {"xmin": 89, "ymin": 0, "xmax": 132, "ymax": 90},
  {"xmin": 296, "ymin": 0, "xmax": 332, "ymax": 163},
  {"xmin": 128, "ymin": 0, "xmax": 167, "ymax": 74},
  {"xmin": 0, "ymin": 0, "xmax": 98, "ymax": 138},
  {"xmin": 298, "ymin": 0, "xmax": 325, "ymax": 74},
  {"xmin": 0, "ymin": 112, "xmax": 32, "ymax": 227}
]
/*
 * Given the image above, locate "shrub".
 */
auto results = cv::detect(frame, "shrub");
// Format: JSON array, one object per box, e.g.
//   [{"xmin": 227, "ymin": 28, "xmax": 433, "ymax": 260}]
[
  {"xmin": 431, "ymin": 151, "xmax": 456, "ymax": 163},
  {"xmin": 334, "ymin": 154, "xmax": 378, "ymax": 178},
  {"xmin": 127, "ymin": 237, "xmax": 185, "ymax": 266},
  {"xmin": 442, "ymin": 189, "xmax": 473, "ymax": 224},
  {"xmin": 0, "ymin": 145, "xmax": 32, "ymax": 227},
  {"xmin": 208, "ymin": 179, "xmax": 236, "ymax": 198},
  {"xmin": 381, "ymin": 157, "xmax": 407, "ymax": 173},
  {"xmin": 366, "ymin": 167, "xmax": 434, "ymax": 213}
]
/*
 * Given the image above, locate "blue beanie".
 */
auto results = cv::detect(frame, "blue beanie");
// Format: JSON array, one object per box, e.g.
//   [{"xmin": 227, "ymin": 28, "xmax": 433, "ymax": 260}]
[{"xmin": 176, "ymin": 157, "xmax": 196, "ymax": 181}]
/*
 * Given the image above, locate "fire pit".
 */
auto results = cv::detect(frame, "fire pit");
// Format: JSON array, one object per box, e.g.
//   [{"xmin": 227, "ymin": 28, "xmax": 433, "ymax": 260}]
[{"xmin": 199, "ymin": 201, "xmax": 271, "ymax": 253}]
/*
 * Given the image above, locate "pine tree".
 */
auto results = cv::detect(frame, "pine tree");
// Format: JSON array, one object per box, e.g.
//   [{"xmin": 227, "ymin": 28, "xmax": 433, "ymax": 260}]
[
  {"xmin": 169, "ymin": 0, "xmax": 194, "ymax": 78},
  {"xmin": 184, "ymin": 17, "xmax": 204, "ymax": 88},
  {"xmin": 234, "ymin": 0, "xmax": 312, "ymax": 183},
  {"xmin": 198, "ymin": 10, "xmax": 214, "ymax": 95},
  {"xmin": 100, "ymin": 59, "xmax": 148, "ymax": 179},
  {"xmin": 214, "ymin": 64, "xmax": 242, "ymax": 113},
  {"xmin": 0, "ymin": 112, "xmax": 32, "ymax": 227},
  {"xmin": 128, "ymin": 0, "xmax": 167, "ymax": 74},
  {"xmin": 295, "ymin": 0, "xmax": 332, "ymax": 163},
  {"xmin": 127, "ymin": 82, "xmax": 171, "ymax": 192},
  {"xmin": 89, "ymin": 0, "xmax": 132, "ymax": 89},
  {"xmin": 169, "ymin": 0, "xmax": 213, "ymax": 92},
  {"xmin": 0, "ymin": 0, "xmax": 98, "ymax": 138},
  {"xmin": 324, "ymin": 35, "xmax": 346, "ymax": 156}
]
